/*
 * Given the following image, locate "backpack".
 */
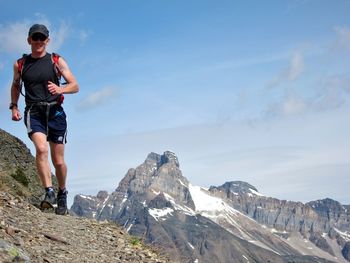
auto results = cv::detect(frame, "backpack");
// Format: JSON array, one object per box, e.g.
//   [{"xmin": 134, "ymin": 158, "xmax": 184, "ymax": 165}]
[{"xmin": 17, "ymin": 53, "xmax": 64, "ymax": 104}]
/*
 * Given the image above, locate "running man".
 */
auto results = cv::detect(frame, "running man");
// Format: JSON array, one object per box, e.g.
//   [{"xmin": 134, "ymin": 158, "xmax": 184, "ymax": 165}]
[{"xmin": 10, "ymin": 24, "xmax": 79, "ymax": 215}]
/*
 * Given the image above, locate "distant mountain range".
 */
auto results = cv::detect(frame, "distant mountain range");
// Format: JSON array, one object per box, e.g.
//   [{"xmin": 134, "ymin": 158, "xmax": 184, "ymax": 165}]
[{"xmin": 71, "ymin": 151, "xmax": 350, "ymax": 263}]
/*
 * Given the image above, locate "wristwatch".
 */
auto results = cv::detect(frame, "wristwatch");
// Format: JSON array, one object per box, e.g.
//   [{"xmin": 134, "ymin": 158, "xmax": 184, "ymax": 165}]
[{"xmin": 9, "ymin": 103, "xmax": 18, "ymax": 110}]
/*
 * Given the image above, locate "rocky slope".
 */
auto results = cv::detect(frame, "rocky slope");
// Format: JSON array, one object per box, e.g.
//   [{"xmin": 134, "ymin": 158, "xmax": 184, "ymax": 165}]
[
  {"xmin": 71, "ymin": 151, "xmax": 349, "ymax": 263},
  {"xmin": 0, "ymin": 191, "xmax": 171, "ymax": 263},
  {"xmin": 0, "ymin": 128, "xmax": 43, "ymax": 204}
]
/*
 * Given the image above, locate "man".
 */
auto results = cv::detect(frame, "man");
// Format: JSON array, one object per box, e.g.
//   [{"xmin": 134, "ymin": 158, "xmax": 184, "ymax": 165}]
[{"xmin": 10, "ymin": 24, "xmax": 79, "ymax": 215}]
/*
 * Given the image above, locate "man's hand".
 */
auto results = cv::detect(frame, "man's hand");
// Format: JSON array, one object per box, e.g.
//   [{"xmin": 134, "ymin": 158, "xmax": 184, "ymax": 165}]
[
  {"xmin": 48, "ymin": 81, "xmax": 63, "ymax": 95},
  {"xmin": 11, "ymin": 108, "xmax": 22, "ymax": 121}
]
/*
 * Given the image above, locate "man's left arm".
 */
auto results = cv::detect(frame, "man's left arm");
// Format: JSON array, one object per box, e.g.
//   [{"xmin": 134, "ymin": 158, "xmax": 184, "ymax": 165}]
[{"xmin": 48, "ymin": 57, "xmax": 79, "ymax": 95}]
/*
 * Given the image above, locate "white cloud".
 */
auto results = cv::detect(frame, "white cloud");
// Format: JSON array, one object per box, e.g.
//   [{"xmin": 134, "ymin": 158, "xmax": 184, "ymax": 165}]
[
  {"xmin": 77, "ymin": 86, "xmax": 119, "ymax": 110},
  {"xmin": 313, "ymin": 74, "xmax": 350, "ymax": 111},
  {"xmin": 264, "ymin": 73, "xmax": 350, "ymax": 118},
  {"xmin": 78, "ymin": 30, "xmax": 90, "ymax": 44},
  {"xmin": 0, "ymin": 21, "xmax": 31, "ymax": 54},
  {"xmin": 287, "ymin": 51, "xmax": 304, "ymax": 81},
  {"xmin": 282, "ymin": 94, "xmax": 306, "ymax": 115},
  {"xmin": 47, "ymin": 22, "xmax": 70, "ymax": 52},
  {"xmin": 333, "ymin": 26, "xmax": 350, "ymax": 52},
  {"xmin": 263, "ymin": 94, "xmax": 307, "ymax": 118},
  {"xmin": 269, "ymin": 50, "xmax": 305, "ymax": 87},
  {"xmin": 0, "ymin": 16, "xmax": 70, "ymax": 55}
]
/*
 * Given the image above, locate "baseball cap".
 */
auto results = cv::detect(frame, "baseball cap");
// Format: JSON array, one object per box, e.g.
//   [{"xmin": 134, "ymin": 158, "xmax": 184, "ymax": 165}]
[{"xmin": 28, "ymin": 24, "xmax": 49, "ymax": 37}]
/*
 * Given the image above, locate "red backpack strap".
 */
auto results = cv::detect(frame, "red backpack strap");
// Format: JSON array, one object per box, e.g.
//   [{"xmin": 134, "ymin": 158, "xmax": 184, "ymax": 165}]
[
  {"xmin": 17, "ymin": 54, "xmax": 27, "ymax": 77},
  {"xmin": 51, "ymin": 52, "xmax": 65, "ymax": 104},
  {"xmin": 51, "ymin": 52, "xmax": 62, "ymax": 79}
]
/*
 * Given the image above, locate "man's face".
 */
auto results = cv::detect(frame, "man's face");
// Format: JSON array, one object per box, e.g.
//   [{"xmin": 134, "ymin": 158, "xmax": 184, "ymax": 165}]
[{"xmin": 28, "ymin": 33, "xmax": 49, "ymax": 53}]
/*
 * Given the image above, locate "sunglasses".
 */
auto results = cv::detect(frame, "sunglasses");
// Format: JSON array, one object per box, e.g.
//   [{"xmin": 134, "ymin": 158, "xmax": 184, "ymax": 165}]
[{"xmin": 31, "ymin": 33, "xmax": 47, "ymax": 41}]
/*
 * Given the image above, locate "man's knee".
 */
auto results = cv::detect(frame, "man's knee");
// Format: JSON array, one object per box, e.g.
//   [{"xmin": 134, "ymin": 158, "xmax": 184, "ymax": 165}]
[
  {"xmin": 52, "ymin": 159, "xmax": 66, "ymax": 170},
  {"xmin": 35, "ymin": 144, "xmax": 49, "ymax": 157}
]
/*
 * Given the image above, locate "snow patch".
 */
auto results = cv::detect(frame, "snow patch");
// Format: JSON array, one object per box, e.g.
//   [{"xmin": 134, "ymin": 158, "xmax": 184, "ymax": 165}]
[
  {"xmin": 187, "ymin": 242, "xmax": 195, "ymax": 250},
  {"xmin": 119, "ymin": 193, "xmax": 128, "ymax": 212},
  {"xmin": 148, "ymin": 207, "xmax": 174, "ymax": 221},
  {"xmin": 178, "ymin": 178, "xmax": 187, "ymax": 187},
  {"xmin": 151, "ymin": 189, "xmax": 160, "ymax": 195},
  {"xmin": 126, "ymin": 223, "xmax": 133, "ymax": 232},
  {"xmin": 249, "ymin": 188, "xmax": 264, "ymax": 196},
  {"xmin": 334, "ymin": 228, "xmax": 350, "ymax": 241},
  {"xmin": 189, "ymin": 184, "xmax": 233, "ymax": 212},
  {"xmin": 242, "ymin": 254, "xmax": 249, "ymax": 262},
  {"xmin": 80, "ymin": 195, "xmax": 95, "ymax": 201},
  {"xmin": 163, "ymin": 191, "xmax": 196, "ymax": 216}
]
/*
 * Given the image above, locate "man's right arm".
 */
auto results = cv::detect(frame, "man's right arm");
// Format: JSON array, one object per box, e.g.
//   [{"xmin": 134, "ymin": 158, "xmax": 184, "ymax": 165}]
[{"xmin": 10, "ymin": 62, "xmax": 22, "ymax": 121}]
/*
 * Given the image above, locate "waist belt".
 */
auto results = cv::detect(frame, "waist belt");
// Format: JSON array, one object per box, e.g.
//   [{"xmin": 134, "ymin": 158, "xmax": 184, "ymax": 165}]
[{"xmin": 27, "ymin": 101, "xmax": 60, "ymax": 135}]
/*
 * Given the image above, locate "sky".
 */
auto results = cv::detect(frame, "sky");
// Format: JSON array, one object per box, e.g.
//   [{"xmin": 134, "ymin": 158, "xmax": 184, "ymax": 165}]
[{"xmin": 0, "ymin": 0, "xmax": 349, "ymax": 206}]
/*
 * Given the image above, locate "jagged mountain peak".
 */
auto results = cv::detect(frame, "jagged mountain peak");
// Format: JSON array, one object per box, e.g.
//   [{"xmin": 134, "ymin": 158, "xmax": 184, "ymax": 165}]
[
  {"xmin": 307, "ymin": 198, "xmax": 350, "ymax": 218},
  {"xmin": 209, "ymin": 180, "xmax": 263, "ymax": 197},
  {"xmin": 308, "ymin": 198, "xmax": 343, "ymax": 208},
  {"xmin": 145, "ymin": 151, "xmax": 179, "ymax": 168}
]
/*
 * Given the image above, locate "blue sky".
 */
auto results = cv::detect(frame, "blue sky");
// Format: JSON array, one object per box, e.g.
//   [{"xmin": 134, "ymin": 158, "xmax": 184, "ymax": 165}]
[{"xmin": 1, "ymin": 0, "xmax": 350, "ymax": 206}]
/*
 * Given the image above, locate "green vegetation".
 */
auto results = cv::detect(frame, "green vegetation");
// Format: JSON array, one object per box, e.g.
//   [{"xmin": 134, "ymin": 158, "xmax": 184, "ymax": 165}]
[
  {"xmin": 130, "ymin": 236, "xmax": 142, "ymax": 246},
  {"xmin": 9, "ymin": 247, "xmax": 19, "ymax": 257},
  {"xmin": 10, "ymin": 166, "xmax": 29, "ymax": 187}
]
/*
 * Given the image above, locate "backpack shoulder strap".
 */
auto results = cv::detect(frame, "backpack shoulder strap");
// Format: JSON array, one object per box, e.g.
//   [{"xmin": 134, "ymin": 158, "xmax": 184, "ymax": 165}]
[
  {"xmin": 16, "ymin": 54, "xmax": 27, "ymax": 97},
  {"xmin": 51, "ymin": 52, "xmax": 62, "ymax": 79},
  {"xmin": 51, "ymin": 53, "xmax": 65, "ymax": 103},
  {"xmin": 17, "ymin": 54, "xmax": 27, "ymax": 77}
]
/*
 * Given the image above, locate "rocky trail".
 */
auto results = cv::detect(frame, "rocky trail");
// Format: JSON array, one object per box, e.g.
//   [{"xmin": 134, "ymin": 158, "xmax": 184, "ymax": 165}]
[{"xmin": 0, "ymin": 191, "xmax": 172, "ymax": 263}]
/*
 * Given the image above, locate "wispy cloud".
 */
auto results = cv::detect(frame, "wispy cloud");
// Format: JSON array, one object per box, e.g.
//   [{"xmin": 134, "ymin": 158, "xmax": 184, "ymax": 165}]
[
  {"xmin": 313, "ymin": 74, "xmax": 350, "ymax": 111},
  {"xmin": 48, "ymin": 21, "xmax": 71, "ymax": 52},
  {"xmin": 78, "ymin": 30, "xmax": 91, "ymax": 45},
  {"xmin": 268, "ymin": 50, "xmax": 305, "ymax": 88},
  {"xmin": 264, "ymin": 73, "xmax": 350, "ymax": 119},
  {"xmin": 0, "ymin": 21, "xmax": 31, "ymax": 54},
  {"xmin": 333, "ymin": 26, "xmax": 350, "ymax": 52},
  {"xmin": 77, "ymin": 86, "xmax": 119, "ymax": 110},
  {"xmin": 0, "ymin": 15, "xmax": 70, "ymax": 55}
]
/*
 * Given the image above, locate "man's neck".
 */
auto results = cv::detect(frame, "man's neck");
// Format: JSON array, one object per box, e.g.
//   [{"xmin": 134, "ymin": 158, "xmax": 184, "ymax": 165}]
[{"xmin": 31, "ymin": 51, "xmax": 47, "ymax": 59}]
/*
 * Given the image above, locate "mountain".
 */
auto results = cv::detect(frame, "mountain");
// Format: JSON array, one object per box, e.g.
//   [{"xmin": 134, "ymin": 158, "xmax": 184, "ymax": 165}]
[{"xmin": 71, "ymin": 151, "xmax": 350, "ymax": 263}]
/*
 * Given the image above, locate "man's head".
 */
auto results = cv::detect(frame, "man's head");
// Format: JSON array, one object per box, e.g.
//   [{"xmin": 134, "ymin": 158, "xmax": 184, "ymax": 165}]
[
  {"xmin": 27, "ymin": 24, "xmax": 50, "ymax": 55},
  {"xmin": 28, "ymin": 24, "xmax": 49, "ymax": 38}
]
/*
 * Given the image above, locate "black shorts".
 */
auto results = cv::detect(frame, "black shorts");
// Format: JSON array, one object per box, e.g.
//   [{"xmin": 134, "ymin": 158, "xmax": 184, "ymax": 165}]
[{"xmin": 24, "ymin": 104, "xmax": 67, "ymax": 144}]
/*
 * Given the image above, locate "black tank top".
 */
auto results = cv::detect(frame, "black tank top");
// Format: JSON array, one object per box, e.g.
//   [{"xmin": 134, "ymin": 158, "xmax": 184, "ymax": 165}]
[{"xmin": 22, "ymin": 53, "xmax": 60, "ymax": 104}]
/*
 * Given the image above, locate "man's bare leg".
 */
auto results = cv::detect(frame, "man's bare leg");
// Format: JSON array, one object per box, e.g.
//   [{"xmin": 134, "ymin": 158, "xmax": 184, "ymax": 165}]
[
  {"xmin": 50, "ymin": 141, "xmax": 68, "ymax": 215},
  {"xmin": 49, "ymin": 141, "xmax": 67, "ymax": 190},
  {"xmin": 31, "ymin": 132, "xmax": 52, "ymax": 187}
]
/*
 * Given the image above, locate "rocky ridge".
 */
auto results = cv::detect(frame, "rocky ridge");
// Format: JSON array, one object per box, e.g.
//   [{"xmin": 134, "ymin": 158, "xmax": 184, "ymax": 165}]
[{"xmin": 0, "ymin": 191, "xmax": 171, "ymax": 263}]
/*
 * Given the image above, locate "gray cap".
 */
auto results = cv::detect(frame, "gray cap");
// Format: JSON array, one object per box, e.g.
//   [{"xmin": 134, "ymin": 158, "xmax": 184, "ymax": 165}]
[{"xmin": 28, "ymin": 24, "xmax": 49, "ymax": 37}]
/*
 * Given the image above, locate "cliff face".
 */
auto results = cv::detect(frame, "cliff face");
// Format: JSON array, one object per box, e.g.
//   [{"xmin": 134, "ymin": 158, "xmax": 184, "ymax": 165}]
[
  {"xmin": 209, "ymin": 181, "xmax": 350, "ymax": 260},
  {"xmin": 71, "ymin": 151, "xmax": 349, "ymax": 263}
]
